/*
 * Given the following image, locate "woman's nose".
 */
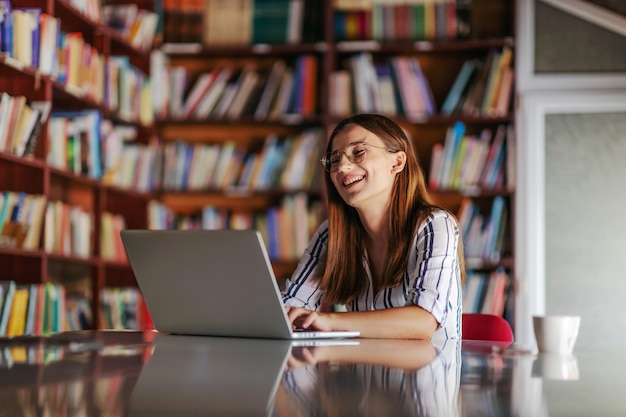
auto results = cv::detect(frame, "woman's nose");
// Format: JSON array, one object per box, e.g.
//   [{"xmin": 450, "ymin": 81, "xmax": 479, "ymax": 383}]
[{"xmin": 335, "ymin": 153, "xmax": 353, "ymax": 172}]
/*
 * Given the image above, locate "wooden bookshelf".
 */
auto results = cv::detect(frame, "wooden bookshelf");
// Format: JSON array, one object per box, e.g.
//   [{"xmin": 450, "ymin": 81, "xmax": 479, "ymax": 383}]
[
  {"xmin": 0, "ymin": 0, "xmax": 517, "ymax": 332},
  {"xmin": 0, "ymin": 0, "xmax": 158, "ymax": 333}
]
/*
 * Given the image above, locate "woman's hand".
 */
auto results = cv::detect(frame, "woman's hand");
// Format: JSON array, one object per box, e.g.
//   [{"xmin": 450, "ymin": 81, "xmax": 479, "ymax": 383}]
[
  {"xmin": 285, "ymin": 306, "xmax": 333, "ymax": 331},
  {"xmin": 286, "ymin": 345, "xmax": 331, "ymax": 369}
]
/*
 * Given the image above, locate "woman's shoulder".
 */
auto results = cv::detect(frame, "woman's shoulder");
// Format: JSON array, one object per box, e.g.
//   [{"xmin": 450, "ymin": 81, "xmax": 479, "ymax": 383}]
[
  {"xmin": 310, "ymin": 219, "xmax": 330, "ymax": 243},
  {"xmin": 418, "ymin": 208, "xmax": 459, "ymax": 232}
]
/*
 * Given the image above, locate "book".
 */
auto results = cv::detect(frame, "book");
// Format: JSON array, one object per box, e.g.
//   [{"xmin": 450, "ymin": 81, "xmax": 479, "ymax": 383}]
[
  {"xmin": 6, "ymin": 285, "xmax": 29, "ymax": 337},
  {"xmin": 16, "ymin": 8, "xmax": 41, "ymax": 68},
  {"xmin": 20, "ymin": 100, "xmax": 51, "ymax": 158},
  {"xmin": 202, "ymin": 0, "xmax": 252, "ymax": 45},
  {"xmin": 0, "ymin": 0, "xmax": 13, "ymax": 55},
  {"xmin": 252, "ymin": 0, "xmax": 290, "ymax": 44},
  {"xmin": 0, "ymin": 280, "xmax": 16, "ymax": 336},
  {"xmin": 226, "ymin": 65, "xmax": 260, "ymax": 119},
  {"xmin": 194, "ymin": 67, "xmax": 232, "ymax": 119},
  {"xmin": 441, "ymin": 59, "xmax": 478, "ymax": 115},
  {"xmin": 254, "ymin": 60, "xmax": 286, "ymax": 120},
  {"xmin": 180, "ymin": 69, "xmax": 220, "ymax": 119}
]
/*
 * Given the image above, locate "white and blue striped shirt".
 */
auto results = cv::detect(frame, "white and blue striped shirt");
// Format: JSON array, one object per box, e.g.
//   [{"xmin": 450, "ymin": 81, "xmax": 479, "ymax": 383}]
[{"xmin": 282, "ymin": 210, "xmax": 462, "ymax": 344}]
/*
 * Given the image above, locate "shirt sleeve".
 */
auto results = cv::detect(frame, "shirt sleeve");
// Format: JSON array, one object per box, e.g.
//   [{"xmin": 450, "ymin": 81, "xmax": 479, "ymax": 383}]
[
  {"xmin": 406, "ymin": 211, "xmax": 461, "ymax": 328},
  {"xmin": 281, "ymin": 221, "xmax": 328, "ymax": 310}
]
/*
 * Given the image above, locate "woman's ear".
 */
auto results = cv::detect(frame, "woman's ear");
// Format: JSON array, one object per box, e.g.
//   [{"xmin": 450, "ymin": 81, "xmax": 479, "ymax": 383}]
[{"xmin": 391, "ymin": 151, "xmax": 406, "ymax": 174}]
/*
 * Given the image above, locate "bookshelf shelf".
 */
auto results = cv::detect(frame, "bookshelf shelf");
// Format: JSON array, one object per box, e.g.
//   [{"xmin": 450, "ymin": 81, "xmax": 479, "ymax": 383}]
[
  {"xmin": 159, "ymin": 192, "xmax": 299, "ymax": 213},
  {"xmin": 162, "ymin": 43, "xmax": 327, "ymax": 57}
]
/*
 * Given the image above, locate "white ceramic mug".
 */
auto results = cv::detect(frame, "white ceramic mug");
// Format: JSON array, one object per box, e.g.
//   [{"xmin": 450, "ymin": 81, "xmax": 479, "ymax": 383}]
[{"xmin": 533, "ymin": 315, "xmax": 581, "ymax": 354}]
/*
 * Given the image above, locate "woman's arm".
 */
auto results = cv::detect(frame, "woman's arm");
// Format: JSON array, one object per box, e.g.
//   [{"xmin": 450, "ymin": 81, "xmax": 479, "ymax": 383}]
[{"xmin": 286, "ymin": 305, "xmax": 438, "ymax": 339}]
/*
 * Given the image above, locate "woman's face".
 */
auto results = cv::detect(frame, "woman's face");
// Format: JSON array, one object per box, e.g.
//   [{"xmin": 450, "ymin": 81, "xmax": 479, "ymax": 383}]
[{"xmin": 329, "ymin": 125, "xmax": 405, "ymax": 212}]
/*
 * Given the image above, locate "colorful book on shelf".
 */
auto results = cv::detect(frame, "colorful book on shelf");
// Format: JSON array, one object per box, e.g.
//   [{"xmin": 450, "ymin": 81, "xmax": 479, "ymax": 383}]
[
  {"xmin": 203, "ymin": 0, "xmax": 252, "ymax": 45},
  {"xmin": 0, "ymin": 191, "xmax": 27, "ymax": 248},
  {"xmin": 0, "ymin": 280, "xmax": 16, "ymax": 336},
  {"xmin": 6, "ymin": 285, "xmax": 29, "ymax": 337},
  {"xmin": 441, "ymin": 59, "xmax": 478, "ymax": 115},
  {"xmin": 252, "ymin": 0, "xmax": 290, "ymax": 44},
  {"xmin": 0, "ymin": 93, "xmax": 12, "ymax": 152},
  {"xmin": 299, "ymin": 54, "xmax": 318, "ymax": 116},
  {"xmin": 484, "ymin": 45, "xmax": 513, "ymax": 115},
  {"xmin": 268, "ymin": 67, "xmax": 294, "ymax": 119},
  {"xmin": 2, "ymin": 95, "xmax": 27, "ymax": 154},
  {"xmin": 194, "ymin": 66, "xmax": 233, "ymax": 119},
  {"xmin": 481, "ymin": 267, "xmax": 509, "ymax": 316},
  {"xmin": 480, "ymin": 124, "xmax": 506, "ymax": 188},
  {"xmin": 438, "ymin": 121, "xmax": 465, "ymax": 189},
  {"xmin": 23, "ymin": 283, "xmax": 40, "ymax": 335},
  {"xmin": 16, "ymin": 101, "xmax": 51, "ymax": 158},
  {"xmin": 287, "ymin": 0, "xmax": 304, "ymax": 44},
  {"xmin": 226, "ymin": 65, "xmax": 261, "ymax": 119},
  {"xmin": 254, "ymin": 60, "xmax": 286, "ymax": 120},
  {"xmin": 493, "ymin": 66, "xmax": 514, "ymax": 117},
  {"xmin": 180, "ymin": 68, "xmax": 220, "ymax": 119},
  {"xmin": 462, "ymin": 272, "xmax": 487, "ymax": 314},
  {"xmin": 0, "ymin": 191, "xmax": 16, "ymax": 237},
  {"xmin": 0, "ymin": 1, "xmax": 12, "ymax": 55}
]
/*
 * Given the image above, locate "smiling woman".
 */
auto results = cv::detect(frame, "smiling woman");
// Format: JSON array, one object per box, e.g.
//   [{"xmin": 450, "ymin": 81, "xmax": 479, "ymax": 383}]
[{"xmin": 282, "ymin": 114, "xmax": 466, "ymax": 343}]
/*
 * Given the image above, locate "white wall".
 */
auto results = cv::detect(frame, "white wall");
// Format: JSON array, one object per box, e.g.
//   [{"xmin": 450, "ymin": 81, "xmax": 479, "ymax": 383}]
[{"xmin": 515, "ymin": 0, "xmax": 626, "ymax": 347}]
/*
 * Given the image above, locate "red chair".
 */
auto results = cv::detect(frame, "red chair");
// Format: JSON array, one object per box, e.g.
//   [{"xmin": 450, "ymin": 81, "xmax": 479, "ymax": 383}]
[{"xmin": 462, "ymin": 313, "xmax": 514, "ymax": 343}]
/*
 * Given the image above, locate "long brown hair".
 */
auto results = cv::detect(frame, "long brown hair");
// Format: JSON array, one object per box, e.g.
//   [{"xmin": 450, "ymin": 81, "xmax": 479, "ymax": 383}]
[{"xmin": 320, "ymin": 114, "xmax": 465, "ymax": 304}]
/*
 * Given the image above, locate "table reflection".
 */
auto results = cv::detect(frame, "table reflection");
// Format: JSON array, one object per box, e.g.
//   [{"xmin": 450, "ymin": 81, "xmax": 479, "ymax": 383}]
[
  {"xmin": 278, "ymin": 338, "xmax": 461, "ymax": 417},
  {"xmin": 0, "ymin": 331, "xmax": 151, "ymax": 416},
  {"xmin": 2, "ymin": 332, "xmax": 626, "ymax": 416}
]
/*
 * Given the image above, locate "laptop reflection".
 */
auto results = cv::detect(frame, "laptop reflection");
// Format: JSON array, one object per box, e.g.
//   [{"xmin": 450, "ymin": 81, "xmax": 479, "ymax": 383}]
[{"xmin": 128, "ymin": 334, "xmax": 292, "ymax": 417}]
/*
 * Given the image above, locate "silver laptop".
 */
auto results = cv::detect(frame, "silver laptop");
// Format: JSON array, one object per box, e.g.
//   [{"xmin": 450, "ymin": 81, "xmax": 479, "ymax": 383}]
[{"xmin": 120, "ymin": 229, "xmax": 359, "ymax": 340}]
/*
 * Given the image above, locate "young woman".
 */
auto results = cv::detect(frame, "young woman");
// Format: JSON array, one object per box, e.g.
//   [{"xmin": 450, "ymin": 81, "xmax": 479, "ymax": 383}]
[{"xmin": 282, "ymin": 114, "xmax": 464, "ymax": 342}]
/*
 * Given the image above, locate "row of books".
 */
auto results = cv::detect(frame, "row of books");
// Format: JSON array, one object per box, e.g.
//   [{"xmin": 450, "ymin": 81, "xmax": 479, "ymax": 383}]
[
  {"xmin": 99, "ymin": 287, "xmax": 152, "ymax": 331},
  {"xmin": 48, "ymin": 110, "xmax": 103, "ymax": 179},
  {"xmin": 0, "ymin": 191, "xmax": 47, "ymax": 251},
  {"xmin": 102, "ymin": 3, "xmax": 159, "ymax": 51},
  {"xmin": 0, "ymin": 94, "xmax": 50, "ymax": 158},
  {"xmin": 441, "ymin": 47, "xmax": 514, "ymax": 117},
  {"xmin": 331, "ymin": 53, "xmax": 436, "ymax": 119},
  {"xmin": 0, "ymin": 6, "xmax": 153, "ymax": 124},
  {"xmin": 162, "ymin": 0, "xmax": 323, "ymax": 45},
  {"xmin": 161, "ymin": 129, "xmax": 323, "ymax": 192},
  {"xmin": 154, "ymin": 53, "xmax": 318, "ymax": 121},
  {"xmin": 46, "ymin": 112, "xmax": 162, "ymax": 190},
  {"xmin": 458, "ymin": 196, "xmax": 508, "ymax": 263},
  {"xmin": 334, "ymin": 0, "xmax": 472, "ymax": 42},
  {"xmin": 462, "ymin": 267, "xmax": 510, "ymax": 316},
  {"xmin": 100, "ymin": 120, "xmax": 162, "ymax": 193},
  {"xmin": 65, "ymin": 0, "xmax": 103, "ymax": 24},
  {"xmin": 148, "ymin": 192, "xmax": 324, "ymax": 261},
  {"xmin": 100, "ymin": 212, "xmax": 127, "ymax": 263},
  {"xmin": 0, "ymin": 279, "xmax": 151, "ymax": 338},
  {"xmin": 429, "ymin": 123, "xmax": 515, "ymax": 190},
  {"xmin": 43, "ymin": 200, "xmax": 93, "ymax": 259},
  {"xmin": 0, "ymin": 281, "xmax": 66, "ymax": 337}
]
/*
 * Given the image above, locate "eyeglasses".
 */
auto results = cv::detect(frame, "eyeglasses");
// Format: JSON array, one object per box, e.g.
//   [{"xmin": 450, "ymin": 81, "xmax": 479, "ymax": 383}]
[{"xmin": 320, "ymin": 141, "xmax": 396, "ymax": 172}]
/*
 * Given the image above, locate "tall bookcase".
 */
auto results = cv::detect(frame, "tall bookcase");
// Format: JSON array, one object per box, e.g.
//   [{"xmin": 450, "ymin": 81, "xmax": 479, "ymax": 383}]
[
  {"xmin": 0, "ymin": 0, "xmax": 516, "ymax": 333},
  {"xmin": 0, "ymin": 0, "xmax": 158, "ymax": 334}
]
